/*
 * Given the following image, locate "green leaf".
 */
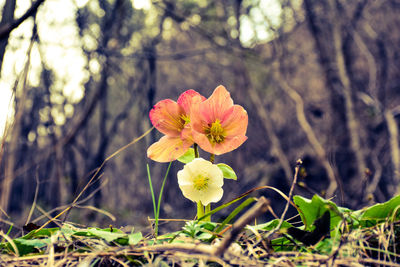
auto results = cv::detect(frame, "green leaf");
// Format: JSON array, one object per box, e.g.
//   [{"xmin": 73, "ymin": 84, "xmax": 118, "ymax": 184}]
[
  {"xmin": 253, "ymin": 219, "xmax": 293, "ymax": 231},
  {"xmin": 156, "ymin": 231, "xmax": 180, "ymax": 240},
  {"xmin": 22, "ymin": 227, "xmax": 59, "ymax": 239},
  {"xmin": 72, "ymin": 230, "xmax": 92, "ymax": 237},
  {"xmin": 10, "ymin": 238, "xmax": 50, "ymax": 256},
  {"xmin": 128, "ymin": 232, "xmax": 142, "ymax": 246},
  {"xmin": 197, "ymin": 232, "xmax": 213, "ymax": 240},
  {"xmin": 270, "ymin": 236, "xmax": 293, "ymax": 252},
  {"xmin": 287, "ymin": 211, "xmax": 331, "ymax": 246},
  {"xmin": 361, "ymin": 194, "xmax": 400, "ymax": 222},
  {"xmin": 87, "ymin": 228, "xmax": 127, "ymax": 243},
  {"xmin": 198, "ymin": 222, "xmax": 216, "ymax": 232},
  {"xmin": 180, "ymin": 221, "xmax": 217, "ymax": 241},
  {"xmin": 60, "ymin": 224, "xmax": 80, "ymax": 236},
  {"xmin": 177, "ymin": 148, "xmax": 195, "ymax": 163},
  {"xmin": 293, "ymin": 195, "xmax": 351, "ymax": 231},
  {"xmin": 217, "ymin": 163, "xmax": 237, "ymax": 180}
]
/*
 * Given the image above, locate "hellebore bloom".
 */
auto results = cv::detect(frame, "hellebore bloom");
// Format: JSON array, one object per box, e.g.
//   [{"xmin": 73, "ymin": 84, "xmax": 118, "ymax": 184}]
[
  {"xmin": 147, "ymin": 90, "xmax": 205, "ymax": 162},
  {"xmin": 177, "ymin": 158, "xmax": 224, "ymax": 206},
  {"xmin": 191, "ymin": 85, "xmax": 248, "ymax": 155}
]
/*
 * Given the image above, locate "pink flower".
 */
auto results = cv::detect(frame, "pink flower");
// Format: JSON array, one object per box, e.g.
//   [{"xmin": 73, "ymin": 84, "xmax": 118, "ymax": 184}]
[
  {"xmin": 147, "ymin": 90, "xmax": 205, "ymax": 162},
  {"xmin": 190, "ymin": 85, "xmax": 248, "ymax": 155}
]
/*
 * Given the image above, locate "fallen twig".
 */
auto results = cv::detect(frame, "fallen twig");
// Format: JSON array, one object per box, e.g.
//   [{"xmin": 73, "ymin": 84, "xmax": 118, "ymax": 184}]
[{"xmin": 213, "ymin": 196, "xmax": 270, "ymax": 256}]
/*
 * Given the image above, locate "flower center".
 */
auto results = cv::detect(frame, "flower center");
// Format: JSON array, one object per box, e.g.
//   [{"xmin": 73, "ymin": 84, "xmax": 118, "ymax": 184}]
[
  {"xmin": 193, "ymin": 175, "xmax": 209, "ymax": 191},
  {"xmin": 180, "ymin": 114, "xmax": 190, "ymax": 126},
  {"xmin": 205, "ymin": 119, "xmax": 225, "ymax": 144}
]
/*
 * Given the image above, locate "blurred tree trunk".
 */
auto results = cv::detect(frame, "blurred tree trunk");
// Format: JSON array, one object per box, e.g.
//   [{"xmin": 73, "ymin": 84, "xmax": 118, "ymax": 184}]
[
  {"xmin": 0, "ymin": 0, "xmax": 16, "ymax": 76},
  {"xmin": 146, "ymin": 45, "xmax": 157, "ymax": 143},
  {"xmin": 80, "ymin": 0, "xmax": 123, "ymax": 207},
  {"xmin": 303, "ymin": 0, "xmax": 367, "ymax": 200}
]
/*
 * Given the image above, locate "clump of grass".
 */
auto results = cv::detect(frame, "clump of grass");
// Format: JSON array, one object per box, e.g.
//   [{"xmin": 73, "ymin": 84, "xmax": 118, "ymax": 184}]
[{"xmin": 147, "ymin": 161, "xmax": 172, "ymax": 238}]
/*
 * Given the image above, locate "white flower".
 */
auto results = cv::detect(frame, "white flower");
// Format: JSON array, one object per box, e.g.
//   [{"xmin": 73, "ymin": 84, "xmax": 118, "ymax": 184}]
[{"xmin": 177, "ymin": 158, "xmax": 224, "ymax": 205}]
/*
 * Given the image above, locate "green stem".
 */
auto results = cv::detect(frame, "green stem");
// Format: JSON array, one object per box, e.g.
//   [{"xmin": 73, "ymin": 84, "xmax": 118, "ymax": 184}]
[
  {"xmin": 194, "ymin": 145, "xmax": 202, "ymax": 220},
  {"xmin": 210, "ymin": 154, "xmax": 215, "ymax": 163},
  {"xmin": 206, "ymin": 154, "xmax": 215, "ymax": 221},
  {"xmin": 194, "ymin": 143, "xmax": 199, "ymax": 158},
  {"xmin": 205, "ymin": 204, "xmax": 211, "ymax": 221},
  {"xmin": 191, "ymin": 145, "xmax": 204, "ymax": 220},
  {"xmin": 197, "ymin": 201, "xmax": 204, "ymax": 220}
]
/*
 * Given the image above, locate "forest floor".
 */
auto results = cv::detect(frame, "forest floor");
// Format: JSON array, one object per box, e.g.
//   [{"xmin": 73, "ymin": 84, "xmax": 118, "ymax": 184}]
[{"xmin": 1, "ymin": 193, "xmax": 400, "ymax": 266}]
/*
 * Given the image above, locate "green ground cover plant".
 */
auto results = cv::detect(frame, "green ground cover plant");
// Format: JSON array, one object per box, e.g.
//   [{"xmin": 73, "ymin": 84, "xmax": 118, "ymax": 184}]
[{"xmin": 2, "ymin": 191, "xmax": 400, "ymax": 266}]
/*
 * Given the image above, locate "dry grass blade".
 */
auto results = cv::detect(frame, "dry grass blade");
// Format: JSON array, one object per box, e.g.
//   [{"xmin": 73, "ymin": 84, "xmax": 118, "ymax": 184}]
[
  {"xmin": 0, "ymin": 230, "xmax": 19, "ymax": 257},
  {"xmin": 31, "ymin": 179, "xmax": 108, "ymax": 224},
  {"xmin": 74, "ymin": 205, "xmax": 116, "ymax": 221},
  {"xmin": 263, "ymin": 159, "xmax": 302, "ymax": 242},
  {"xmin": 25, "ymin": 168, "xmax": 40, "ymax": 225},
  {"xmin": 36, "ymin": 127, "xmax": 153, "ymax": 231}
]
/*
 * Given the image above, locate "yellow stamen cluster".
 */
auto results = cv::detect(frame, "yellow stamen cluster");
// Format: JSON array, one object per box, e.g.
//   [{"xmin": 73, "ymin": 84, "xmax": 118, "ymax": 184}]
[
  {"xmin": 205, "ymin": 119, "xmax": 225, "ymax": 144},
  {"xmin": 180, "ymin": 114, "xmax": 191, "ymax": 126},
  {"xmin": 193, "ymin": 175, "xmax": 209, "ymax": 191}
]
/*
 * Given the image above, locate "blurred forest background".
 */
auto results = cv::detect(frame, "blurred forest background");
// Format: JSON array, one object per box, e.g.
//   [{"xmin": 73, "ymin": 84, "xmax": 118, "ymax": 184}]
[{"xmin": 0, "ymin": 0, "xmax": 399, "ymax": 232}]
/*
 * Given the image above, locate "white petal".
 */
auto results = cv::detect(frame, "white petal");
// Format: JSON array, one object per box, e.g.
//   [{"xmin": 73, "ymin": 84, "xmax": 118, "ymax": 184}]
[
  {"xmin": 199, "ymin": 187, "xmax": 224, "ymax": 205},
  {"xmin": 176, "ymin": 158, "xmax": 225, "ymax": 205},
  {"xmin": 188, "ymin": 159, "xmax": 224, "ymax": 185},
  {"xmin": 207, "ymin": 167, "xmax": 224, "ymax": 187},
  {"xmin": 186, "ymin": 158, "xmax": 211, "ymax": 173},
  {"xmin": 179, "ymin": 184, "xmax": 201, "ymax": 203},
  {"xmin": 177, "ymin": 169, "xmax": 192, "ymax": 185}
]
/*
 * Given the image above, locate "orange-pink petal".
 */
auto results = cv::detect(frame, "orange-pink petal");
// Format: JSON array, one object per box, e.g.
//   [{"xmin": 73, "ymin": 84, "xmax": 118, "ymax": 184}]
[
  {"xmin": 190, "ymin": 102, "xmax": 208, "ymax": 134},
  {"xmin": 204, "ymin": 85, "xmax": 234, "ymax": 122},
  {"xmin": 193, "ymin": 131, "xmax": 247, "ymax": 155},
  {"xmin": 190, "ymin": 85, "xmax": 248, "ymax": 155},
  {"xmin": 147, "ymin": 135, "xmax": 193, "ymax": 162},
  {"xmin": 149, "ymin": 99, "xmax": 184, "ymax": 136},
  {"xmin": 177, "ymin": 89, "xmax": 206, "ymax": 114},
  {"xmin": 213, "ymin": 135, "xmax": 248, "ymax": 155},
  {"xmin": 180, "ymin": 126, "xmax": 194, "ymax": 143},
  {"xmin": 221, "ymin": 105, "xmax": 248, "ymax": 137},
  {"xmin": 191, "ymin": 85, "xmax": 234, "ymax": 129}
]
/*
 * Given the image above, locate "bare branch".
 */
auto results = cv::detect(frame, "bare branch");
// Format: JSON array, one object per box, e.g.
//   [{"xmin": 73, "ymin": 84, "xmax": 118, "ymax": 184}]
[
  {"xmin": 330, "ymin": 0, "xmax": 367, "ymax": 190},
  {"xmin": 0, "ymin": 0, "xmax": 45, "ymax": 39},
  {"xmin": 213, "ymin": 196, "xmax": 270, "ymax": 256},
  {"xmin": 275, "ymin": 65, "xmax": 340, "ymax": 199},
  {"xmin": 248, "ymin": 87, "xmax": 294, "ymax": 186},
  {"xmin": 384, "ymin": 110, "xmax": 400, "ymax": 190}
]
